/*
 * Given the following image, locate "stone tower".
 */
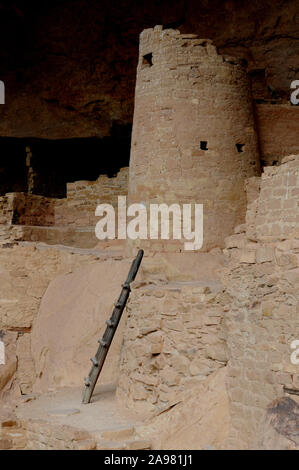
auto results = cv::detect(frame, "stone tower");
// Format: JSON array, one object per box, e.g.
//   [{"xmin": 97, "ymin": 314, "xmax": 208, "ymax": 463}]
[{"xmin": 128, "ymin": 26, "xmax": 260, "ymax": 253}]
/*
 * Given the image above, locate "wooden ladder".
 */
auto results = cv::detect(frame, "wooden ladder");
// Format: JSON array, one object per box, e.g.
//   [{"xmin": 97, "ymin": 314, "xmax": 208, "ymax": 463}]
[{"xmin": 82, "ymin": 249, "xmax": 144, "ymax": 404}]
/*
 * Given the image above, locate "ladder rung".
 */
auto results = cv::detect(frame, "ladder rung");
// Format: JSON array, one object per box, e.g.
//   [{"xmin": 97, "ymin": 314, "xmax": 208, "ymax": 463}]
[
  {"xmin": 122, "ymin": 282, "xmax": 131, "ymax": 290},
  {"xmin": 98, "ymin": 338, "xmax": 108, "ymax": 347},
  {"xmin": 90, "ymin": 356, "xmax": 98, "ymax": 366},
  {"xmin": 84, "ymin": 377, "xmax": 91, "ymax": 387},
  {"xmin": 106, "ymin": 319, "xmax": 115, "ymax": 327},
  {"xmin": 114, "ymin": 302, "xmax": 122, "ymax": 308}
]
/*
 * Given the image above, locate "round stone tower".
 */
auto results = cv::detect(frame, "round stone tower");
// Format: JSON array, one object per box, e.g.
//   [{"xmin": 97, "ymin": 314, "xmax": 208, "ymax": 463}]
[{"xmin": 128, "ymin": 26, "xmax": 260, "ymax": 252}]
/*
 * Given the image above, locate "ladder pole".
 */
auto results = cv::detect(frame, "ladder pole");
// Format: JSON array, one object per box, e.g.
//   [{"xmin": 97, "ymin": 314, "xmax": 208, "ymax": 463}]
[{"xmin": 82, "ymin": 249, "xmax": 144, "ymax": 404}]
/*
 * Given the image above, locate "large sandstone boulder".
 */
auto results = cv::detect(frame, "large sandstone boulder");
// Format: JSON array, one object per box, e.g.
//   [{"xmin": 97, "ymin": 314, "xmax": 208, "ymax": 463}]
[
  {"xmin": 136, "ymin": 367, "xmax": 230, "ymax": 449},
  {"xmin": 31, "ymin": 259, "xmax": 131, "ymax": 393},
  {"xmin": 0, "ymin": 244, "xmax": 102, "ymax": 330}
]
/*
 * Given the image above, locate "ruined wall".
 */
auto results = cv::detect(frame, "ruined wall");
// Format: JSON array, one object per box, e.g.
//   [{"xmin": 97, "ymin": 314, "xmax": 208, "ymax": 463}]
[
  {"xmin": 118, "ymin": 280, "xmax": 229, "ymax": 415},
  {"xmin": 0, "ymin": 168, "xmax": 128, "ymax": 247},
  {"xmin": 128, "ymin": 27, "xmax": 260, "ymax": 253},
  {"xmin": 223, "ymin": 154, "xmax": 299, "ymax": 449},
  {"xmin": 255, "ymin": 155, "xmax": 298, "ymax": 240},
  {"xmin": 0, "ymin": 193, "xmax": 55, "ymax": 226},
  {"xmin": 54, "ymin": 167, "xmax": 128, "ymax": 227},
  {"xmin": 0, "ymin": 168, "xmax": 128, "ymax": 230},
  {"xmin": 0, "ymin": 195, "xmax": 13, "ymax": 225}
]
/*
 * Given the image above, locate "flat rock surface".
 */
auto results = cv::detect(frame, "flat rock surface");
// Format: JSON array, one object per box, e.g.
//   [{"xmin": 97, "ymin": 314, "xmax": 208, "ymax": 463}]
[{"xmin": 16, "ymin": 384, "xmax": 141, "ymax": 435}]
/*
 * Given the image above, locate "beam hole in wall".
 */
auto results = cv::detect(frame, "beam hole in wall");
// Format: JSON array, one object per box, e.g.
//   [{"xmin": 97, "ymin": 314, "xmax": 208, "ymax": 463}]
[
  {"xmin": 200, "ymin": 141, "xmax": 208, "ymax": 151},
  {"xmin": 236, "ymin": 143, "xmax": 245, "ymax": 153},
  {"xmin": 142, "ymin": 53, "xmax": 153, "ymax": 68}
]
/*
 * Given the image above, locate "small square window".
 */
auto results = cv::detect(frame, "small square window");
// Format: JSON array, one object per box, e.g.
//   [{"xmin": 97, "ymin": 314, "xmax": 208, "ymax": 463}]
[
  {"xmin": 236, "ymin": 143, "xmax": 245, "ymax": 152},
  {"xmin": 142, "ymin": 53, "xmax": 153, "ymax": 67}
]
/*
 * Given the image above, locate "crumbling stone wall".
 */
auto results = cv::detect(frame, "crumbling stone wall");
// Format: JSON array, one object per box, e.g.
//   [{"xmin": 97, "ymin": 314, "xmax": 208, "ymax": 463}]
[
  {"xmin": 0, "ymin": 168, "xmax": 128, "ymax": 230},
  {"xmin": 54, "ymin": 167, "xmax": 128, "ymax": 227},
  {"xmin": 223, "ymin": 154, "xmax": 299, "ymax": 449},
  {"xmin": 128, "ymin": 26, "xmax": 260, "ymax": 254},
  {"xmin": 118, "ymin": 280, "xmax": 229, "ymax": 415},
  {"xmin": 255, "ymin": 155, "xmax": 298, "ymax": 240},
  {"xmin": 0, "ymin": 195, "xmax": 12, "ymax": 225},
  {"xmin": 0, "ymin": 168, "xmax": 128, "ymax": 246},
  {"xmin": 0, "ymin": 193, "xmax": 55, "ymax": 226}
]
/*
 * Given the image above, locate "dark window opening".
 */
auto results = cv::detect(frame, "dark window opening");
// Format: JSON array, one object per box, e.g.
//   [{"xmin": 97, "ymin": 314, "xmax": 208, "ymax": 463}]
[
  {"xmin": 236, "ymin": 143, "xmax": 245, "ymax": 153},
  {"xmin": 0, "ymin": 123, "xmax": 131, "ymax": 199},
  {"xmin": 142, "ymin": 53, "xmax": 153, "ymax": 67},
  {"xmin": 200, "ymin": 141, "xmax": 208, "ymax": 151}
]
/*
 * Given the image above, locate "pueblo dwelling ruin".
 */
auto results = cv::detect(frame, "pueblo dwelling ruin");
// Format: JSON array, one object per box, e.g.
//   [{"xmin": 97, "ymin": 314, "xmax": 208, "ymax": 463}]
[{"xmin": 0, "ymin": 1, "xmax": 298, "ymax": 451}]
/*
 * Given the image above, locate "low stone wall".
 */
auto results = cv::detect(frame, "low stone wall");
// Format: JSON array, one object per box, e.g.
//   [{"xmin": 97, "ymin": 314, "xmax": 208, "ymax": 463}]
[
  {"xmin": 255, "ymin": 155, "xmax": 298, "ymax": 241},
  {"xmin": 223, "ymin": 154, "xmax": 299, "ymax": 449},
  {"xmin": 0, "ymin": 193, "xmax": 55, "ymax": 226},
  {"xmin": 54, "ymin": 167, "xmax": 128, "ymax": 227},
  {"xmin": 118, "ymin": 280, "xmax": 229, "ymax": 415},
  {"xmin": 0, "ymin": 168, "xmax": 128, "ymax": 246}
]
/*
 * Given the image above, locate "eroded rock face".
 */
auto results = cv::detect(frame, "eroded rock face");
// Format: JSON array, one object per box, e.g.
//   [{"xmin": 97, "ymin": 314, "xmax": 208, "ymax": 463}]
[
  {"xmin": 31, "ymin": 259, "xmax": 131, "ymax": 393},
  {"xmin": 0, "ymin": 244, "xmax": 102, "ymax": 330},
  {"xmin": 0, "ymin": 243, "xmax": 116, "ymax": 398},
  {"xmin": 0, "ymin": 0, "xmax": 298, "ymax": 153}
]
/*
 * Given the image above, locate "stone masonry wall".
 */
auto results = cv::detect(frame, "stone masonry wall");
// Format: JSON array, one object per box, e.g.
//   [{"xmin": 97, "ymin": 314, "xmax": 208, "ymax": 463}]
[
  {"xmin": 255, "ymin": 155, "xmax": 298, "ymax": 241},
  {"xmin": 0, "ymin": 193, "xmax": 55, "ymax": 226},
  {"xmin": 54, "ymin": 167, "xmax": 128, "ymax": 227},
  {"xmin": 0, "ymin": 168, "xmax": 128, "ymax": 246},
  {"xmin": 118, "ymin": 280, "xmax": 229, "ymax": 415},
  {"xmin": 128, "ymin": 26, "xmax": 260, "ymax": 254},
  {"xmin": 222, "ymin": 154, "xmax": 299, "ymax": 449},
  {"xmin": 0, "ymin": 195, "xmax": 12, "ymax": 225}
]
